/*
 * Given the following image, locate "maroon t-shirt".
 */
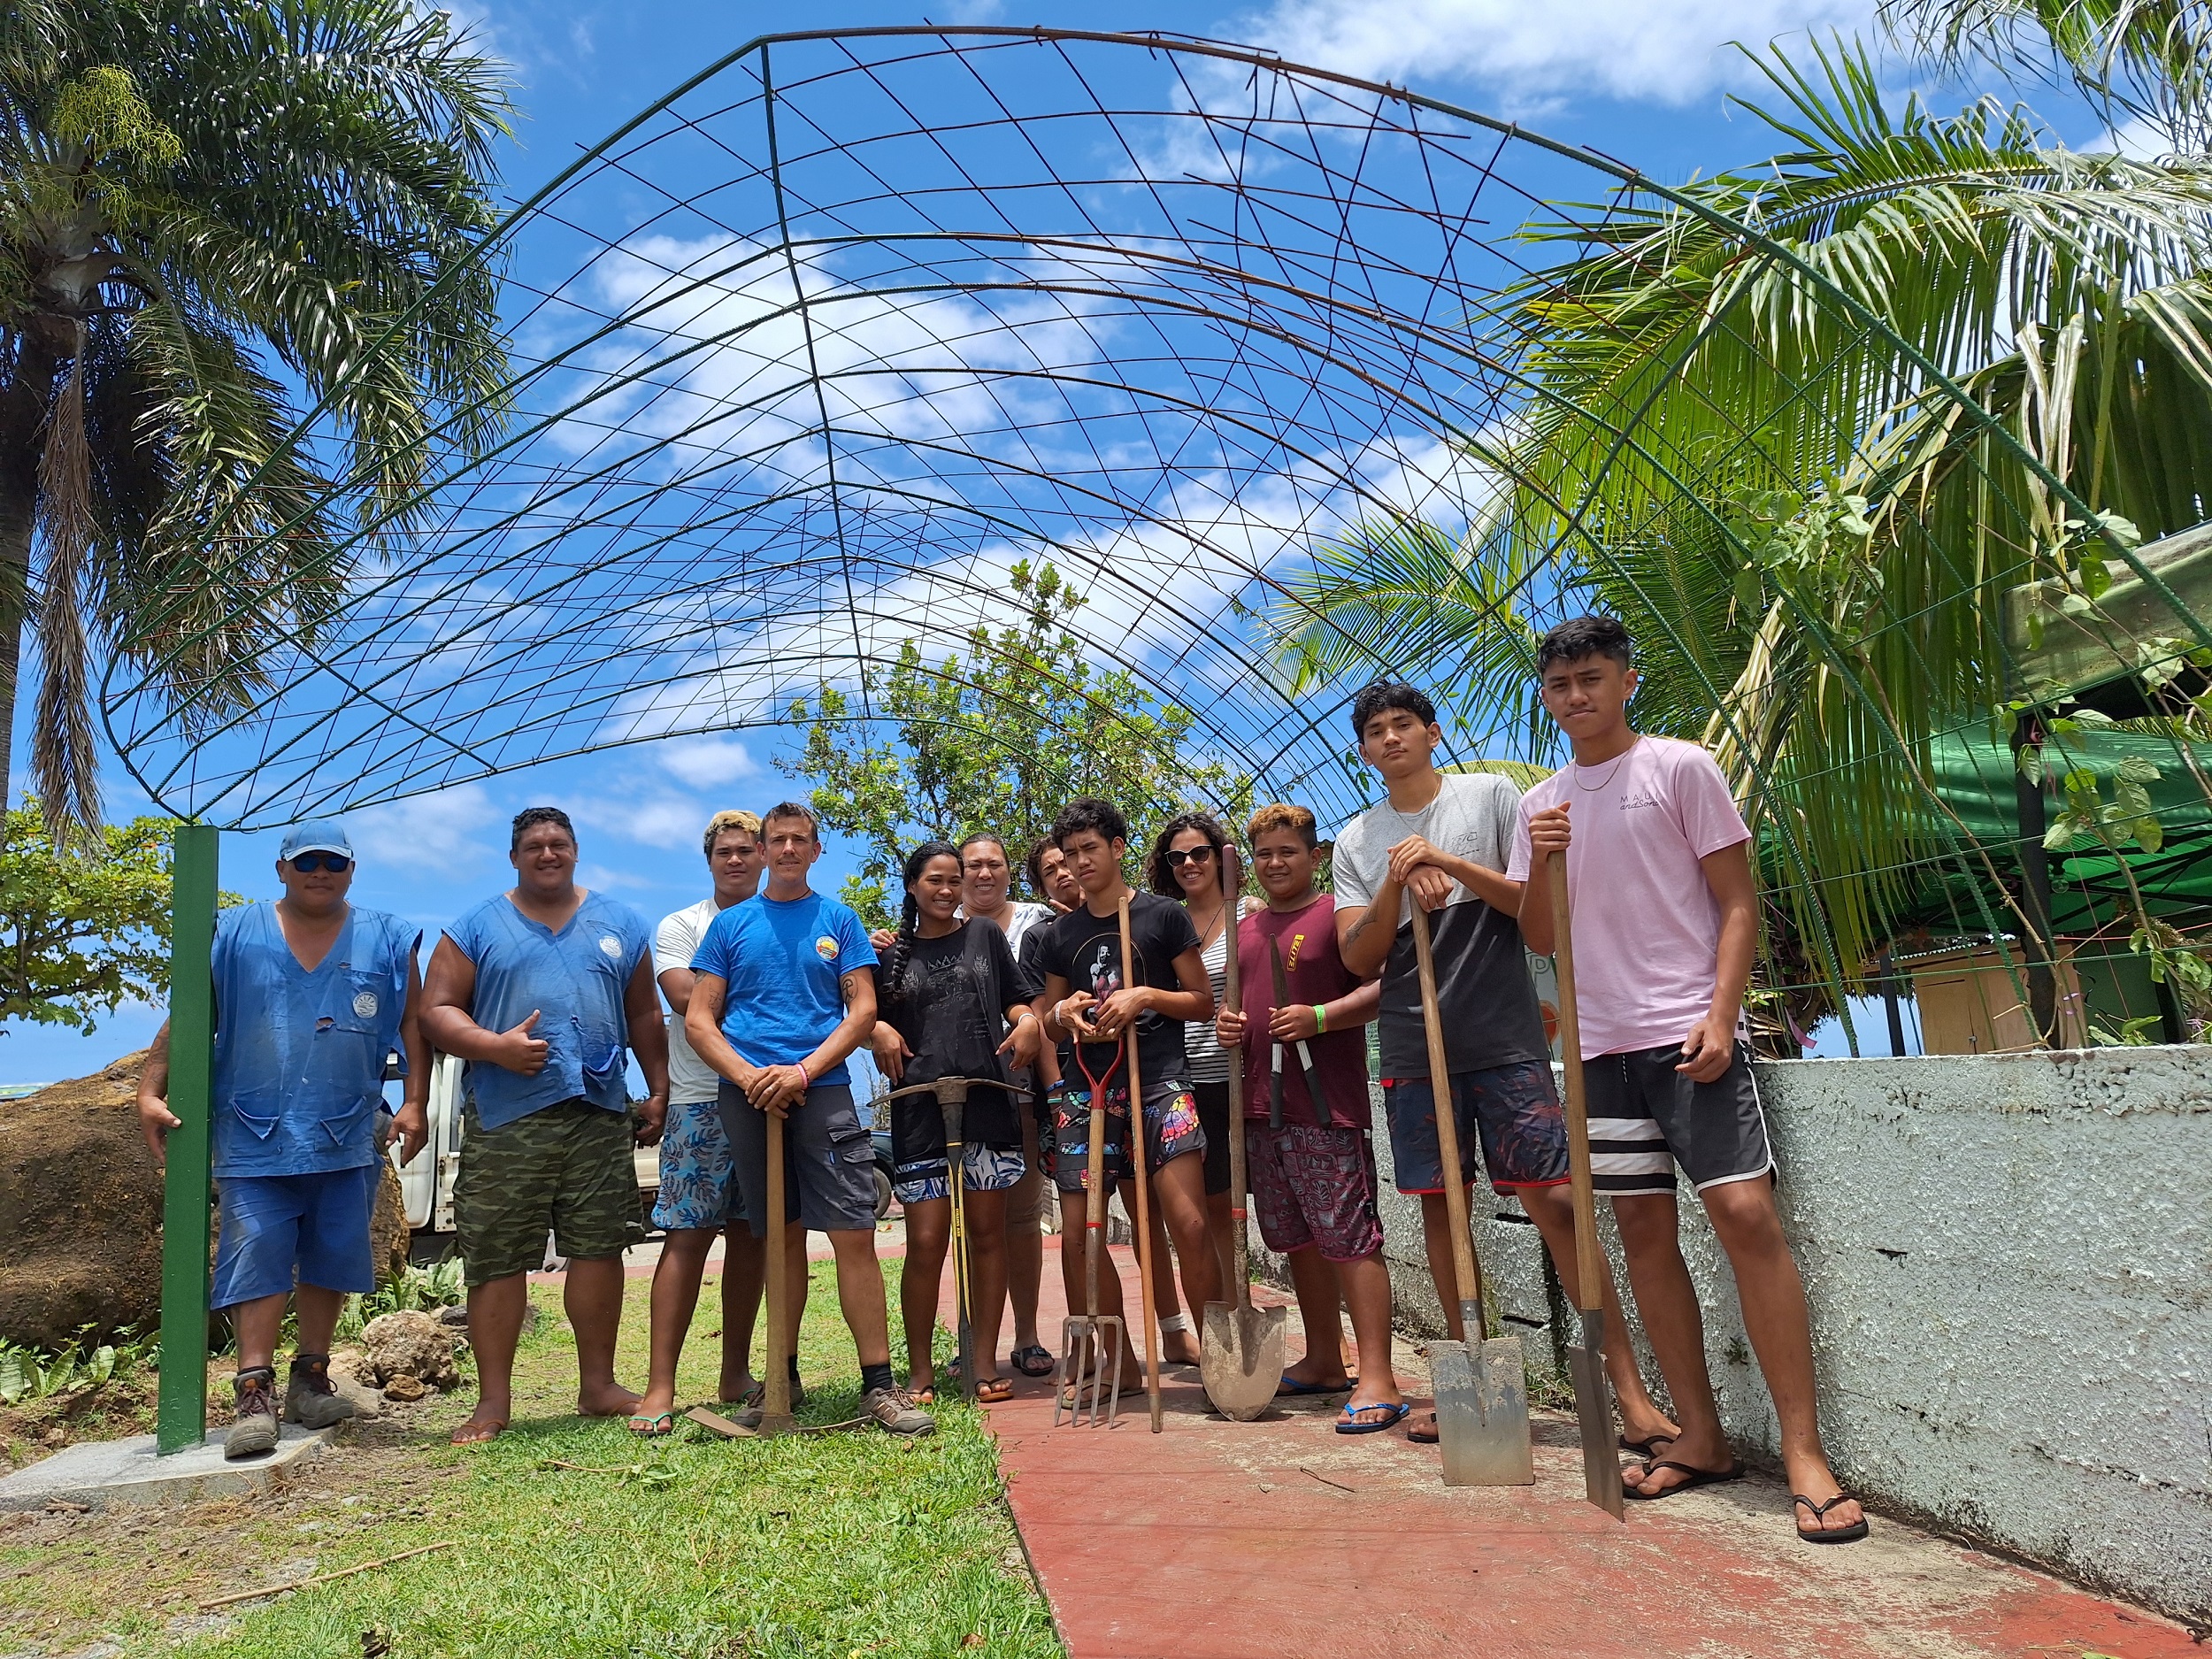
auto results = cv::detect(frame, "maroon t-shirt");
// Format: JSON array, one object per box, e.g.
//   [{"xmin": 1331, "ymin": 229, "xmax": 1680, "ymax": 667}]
[{"xmin": 1232, "ymin": 893, "xmax": 1370, "ymax": 1125}]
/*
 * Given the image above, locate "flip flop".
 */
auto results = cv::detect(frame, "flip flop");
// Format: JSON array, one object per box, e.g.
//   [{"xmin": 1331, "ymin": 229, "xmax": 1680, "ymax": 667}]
[
  {"xmin": 1010, "ymin": 1345, "xmax": 1056, "ymax": 1378},
  {"xmin": 626, "ymin": 1410, "xmax": 675, "ymax": 1438},
  {"xmin": 1274, "ymin": 1374, "xmax": 1354, "ymax": 1397},
  {"xmin": 975, "ymin": 1377, "xmax": 1014, "ymax": 1403},
  {"xmin": 1334, "ymin": 1401, "xmax": 1411, "ymax": 1436},
  {"xmin": 1405, "ymin": 1410, "xmax": 1440, "ymax": 1444},
  {"xmin": 1623, "ymin": 1459, "xmax": 1746, "ymax": 1501},
  {"xmin": 1793, "ymin": 1493, "xmax": 1870, "ymax": 1544},
  {"xmin": 1618, "ymin": 1433, "xmax": 1676, "ymax": 1456}
]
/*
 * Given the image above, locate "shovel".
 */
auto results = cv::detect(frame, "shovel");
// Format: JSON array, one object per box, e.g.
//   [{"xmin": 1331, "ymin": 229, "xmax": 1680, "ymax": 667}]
[
  {"xmin": 1202, "ymin": 847, "xmax": 1285, "ymax": 1420},
  {"xmin": 1409, "ymin": 902, "xmax": 1534, "ymax": 1486},
  {"xmin": 757, "ymin": 1105, "xmax": 797, "ymax": 1439},
  {"xmin": 1054, "ymin": 1040, "xmax": 1125, "ymax": 1427},
  {"xmin": 884, "ymin": 1076, "xmax": 1002, "ymax": 1402},
  {"xmin": 1548, "ymin": 850, "xmax": 1627, "ymax": 1519},
  {"xmin": 1118, "ymin": 893, "xmax": 1166, "ymax": 1434}
]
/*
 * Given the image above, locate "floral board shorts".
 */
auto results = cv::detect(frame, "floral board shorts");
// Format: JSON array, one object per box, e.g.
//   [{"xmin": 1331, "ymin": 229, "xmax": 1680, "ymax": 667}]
[
  {"xmin": 1049, "ymin": 1079, "xmax": 1205, "ymax": 1194},
  {"xmin": 652, "ymin": 1097, "xmax": 747, "ymax": 1231},
  {"xmin": 893, "ymin": 1142, "xmax": 1028, "ymax": 1205},
  {"xmin": 1247, "ymin": 1122, "xmax": 1386, "ymax": 1263}
]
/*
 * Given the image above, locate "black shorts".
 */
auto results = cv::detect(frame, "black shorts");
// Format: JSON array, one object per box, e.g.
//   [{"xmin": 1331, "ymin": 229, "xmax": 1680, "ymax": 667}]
[
  {"xmin": 1584, "ymin": 1043, "xmax": 1774, "ymax": 1196},
  {"xmin": 1192, "ymin": 1079, "xmax": 1232, "ymax": 1195}
]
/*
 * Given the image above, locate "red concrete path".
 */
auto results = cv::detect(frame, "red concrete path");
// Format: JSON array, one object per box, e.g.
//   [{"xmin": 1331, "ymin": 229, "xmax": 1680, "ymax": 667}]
[{"xmin": 946, "ymin": 1237, "xmax": 2195, "ymax": 1659}]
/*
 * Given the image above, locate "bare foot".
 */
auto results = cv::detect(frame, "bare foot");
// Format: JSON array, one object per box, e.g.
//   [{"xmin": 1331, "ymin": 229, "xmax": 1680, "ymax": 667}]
[
  {"xmin": 1281, "ymin": 1357, "xmax": 1354, "ymax": 1390},
  {"xmin": 450, "ymin": 1414, "xmax": 506, "ymax": 1445},
  {"xmin": 577, "ymin": 1382, "xmax": 641, "ymax": 1418},
  {"xmin": 1162, "ymin": 1332, "xmax": 1203, "ymax": 1366},
  {"xmin": 1619, "ymin": 1408, "xmax": 1681, "ymax": 1451},
  {"xmin": 717, "ymin": 1372, "xmax": 757, "ymax": 1406}
]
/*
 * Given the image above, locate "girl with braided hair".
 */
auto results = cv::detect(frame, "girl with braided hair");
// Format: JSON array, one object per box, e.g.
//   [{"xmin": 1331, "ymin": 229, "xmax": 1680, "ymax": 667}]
[{"xmin": 871, "ymin": 842, "xmax": 1042, "ymax": 1402}]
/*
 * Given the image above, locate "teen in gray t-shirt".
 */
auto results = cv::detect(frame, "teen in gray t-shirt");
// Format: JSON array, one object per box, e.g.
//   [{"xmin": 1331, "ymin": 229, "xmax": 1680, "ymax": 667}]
[{"xmin": 1333, "ymin": 771, "xmax": 1548, "ymax": 1077}]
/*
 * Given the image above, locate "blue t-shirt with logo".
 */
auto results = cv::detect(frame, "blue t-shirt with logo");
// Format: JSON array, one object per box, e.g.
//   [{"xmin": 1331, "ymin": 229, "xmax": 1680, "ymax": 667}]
[
  {"xmin": 443, "ymin": 891, "xmax": 652, "ymax": 1129},
  {"xmin": 690, "ymin": 890, "xmax": 877, "ymax": 1086}
]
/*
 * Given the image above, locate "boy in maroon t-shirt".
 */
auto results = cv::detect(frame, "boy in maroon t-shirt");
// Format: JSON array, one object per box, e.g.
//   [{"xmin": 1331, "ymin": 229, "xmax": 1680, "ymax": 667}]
[{"xmin": 1215, "ymin": 803, "xmax": 1404, "ymax": 1433}]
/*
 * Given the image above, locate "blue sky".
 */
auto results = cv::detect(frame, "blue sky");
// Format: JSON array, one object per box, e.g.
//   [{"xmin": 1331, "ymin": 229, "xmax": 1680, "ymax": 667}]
[{"xmin": 12, "ymin": 0, "xmax": 2108, "ymax": 1081}]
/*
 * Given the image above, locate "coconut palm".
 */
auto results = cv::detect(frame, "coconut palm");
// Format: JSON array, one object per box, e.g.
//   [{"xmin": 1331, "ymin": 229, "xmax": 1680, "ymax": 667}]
[
  {"xmin": 0, "ymin": 0, "xmax": 510, "ymax": 842},
  {"xmin": 1271, "ymin": 34, "xmax": 2212, "ymax": 1015}
]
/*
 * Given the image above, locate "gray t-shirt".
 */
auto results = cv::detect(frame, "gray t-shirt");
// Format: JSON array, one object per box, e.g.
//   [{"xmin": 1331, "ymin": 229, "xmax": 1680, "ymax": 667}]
[
  {"xmin": 1333, "ymin": 772, "xmax": 1548, "ymax": 1077},
  {"xmin": 656, "ymin": 897, "xmax": 726, "ymax": 1103}
]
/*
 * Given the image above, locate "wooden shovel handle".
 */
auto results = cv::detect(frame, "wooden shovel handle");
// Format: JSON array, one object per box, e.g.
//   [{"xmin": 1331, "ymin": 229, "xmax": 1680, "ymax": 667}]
[
  {"xmin": 1409, "ymin": 904, "xmax": 1480, "ymax": 1315},
  {"xmin": 1218, "ymin": 846, "xmax": 1254, "ymax": 1314},
  {"xmin": 1118, "ymin": 892, "xmax": 1164, "ymax": 1432},
  {"xmin": 764, "ymin": 1106, "xmax": 792, "ymax": 1418},
  {"xmin": 1547, "ymin": 849, "xmax": 1608, "ymax": 1315}
]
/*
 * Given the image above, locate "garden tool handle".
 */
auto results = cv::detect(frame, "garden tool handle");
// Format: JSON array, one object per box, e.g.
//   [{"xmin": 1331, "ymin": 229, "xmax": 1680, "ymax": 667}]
[
  {"xmin": 1409, "ymin": 903, "xmax": 1481, "ymax": 1317},
  {"xmin": 1219, "ymin": 846, "xmax": 1253, "ymax": 1314},
  {"xmin": 1547, "ymin": 851, "xmax": 1608, "ymax": 1317},
  {"xmin": 1118, "ymin": 891, "xmax": 1165, "ymax": 1432}
]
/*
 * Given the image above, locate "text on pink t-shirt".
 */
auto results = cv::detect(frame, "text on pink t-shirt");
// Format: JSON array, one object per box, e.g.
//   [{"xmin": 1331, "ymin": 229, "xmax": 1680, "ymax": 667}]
[{"xmin": 1506, "ymin": 736, "xmax": 1751, "ymax": 1060}]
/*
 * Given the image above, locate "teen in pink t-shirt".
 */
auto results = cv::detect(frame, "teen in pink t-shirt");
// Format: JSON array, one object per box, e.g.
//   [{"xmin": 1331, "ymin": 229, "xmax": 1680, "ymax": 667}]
[{"xmin": 1508, "ymin": 614, "xmax": 1869, "ymax": 1546}]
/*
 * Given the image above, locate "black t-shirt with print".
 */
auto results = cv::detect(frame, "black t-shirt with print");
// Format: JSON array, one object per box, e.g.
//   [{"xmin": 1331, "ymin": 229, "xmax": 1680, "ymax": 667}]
[
  {"xmin": 879, "ymin": 918, "xmax": 1037, "ymax": 1158},
  {"xmin": 1035, "ymin": 890, "xmax": 1205, "ymax": 1087}
]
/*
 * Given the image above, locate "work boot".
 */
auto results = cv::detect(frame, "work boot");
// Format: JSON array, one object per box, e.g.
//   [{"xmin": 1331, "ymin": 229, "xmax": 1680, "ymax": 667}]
[
  {"xmin": 284, "ymin": 1353, "xmax": 357, "ymax": 1429},
  {"xmin": 225, "ymin": 1368, "xmax": 280, "ymax": 1460},
  {"xmin": 860, "ymin": 1384, "xmax": 936, "ymax": 1438}
]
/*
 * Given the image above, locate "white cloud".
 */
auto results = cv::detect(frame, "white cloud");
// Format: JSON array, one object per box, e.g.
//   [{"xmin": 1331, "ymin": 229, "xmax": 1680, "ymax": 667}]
[
  {"xmin": 1246, "ymin": 0, "xmax": 1874, "ymax": 107},
  {"xmin": 347, "ymin": 782, "xmax": 503, "ymax": 876},
  {"xmin": 656, "ymin": 735, "xmax": 758, "ymax": 788}
]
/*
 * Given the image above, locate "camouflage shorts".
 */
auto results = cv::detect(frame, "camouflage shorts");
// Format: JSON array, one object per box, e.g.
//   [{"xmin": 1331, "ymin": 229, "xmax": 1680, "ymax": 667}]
[{"xmin": 455, "ymin": 1098, "xmax": 645, "ymax": 1285}]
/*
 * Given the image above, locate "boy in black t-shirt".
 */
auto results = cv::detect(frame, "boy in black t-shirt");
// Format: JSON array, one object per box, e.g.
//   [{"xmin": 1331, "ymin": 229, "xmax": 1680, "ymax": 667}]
[{"xmin": 1035, "ymin": 797, "xmax": 1220, "ymax": 1366}]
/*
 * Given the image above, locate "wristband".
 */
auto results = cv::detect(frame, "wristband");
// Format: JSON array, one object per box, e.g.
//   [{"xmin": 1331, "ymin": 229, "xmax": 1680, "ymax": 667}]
[
  {"xmin": 795, "ymin": 1061, "xmax": 810, "ymax": 1089},
  {"xmin": 1312, "ymin": 1003, "xmax": 1327, "ymax": 1033}
]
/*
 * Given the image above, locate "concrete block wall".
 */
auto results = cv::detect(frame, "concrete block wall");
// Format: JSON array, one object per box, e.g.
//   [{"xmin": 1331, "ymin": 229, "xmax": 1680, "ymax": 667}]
[{"xmin": 1248, "ymin": 1048, "xmax": 2211, "ymax": 1627}]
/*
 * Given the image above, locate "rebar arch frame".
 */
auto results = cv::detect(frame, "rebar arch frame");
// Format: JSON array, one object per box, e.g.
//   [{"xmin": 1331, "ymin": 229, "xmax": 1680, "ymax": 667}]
[{"xmin": 98, "ymin": 25, "xmax": 2190, "ymax": 885}]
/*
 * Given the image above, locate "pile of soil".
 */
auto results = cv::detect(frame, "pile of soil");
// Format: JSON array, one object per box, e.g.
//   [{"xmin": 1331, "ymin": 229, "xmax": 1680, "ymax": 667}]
[{"xmin": 0, "ymin": 1052, "xmax": 164, "ymax": 1351}]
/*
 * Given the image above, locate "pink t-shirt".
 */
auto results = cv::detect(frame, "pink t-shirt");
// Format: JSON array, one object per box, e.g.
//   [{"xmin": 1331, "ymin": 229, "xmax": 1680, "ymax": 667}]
[{"xmin": 1506, "ymin": 736, "xmax": 1751, "ymax": 1060}]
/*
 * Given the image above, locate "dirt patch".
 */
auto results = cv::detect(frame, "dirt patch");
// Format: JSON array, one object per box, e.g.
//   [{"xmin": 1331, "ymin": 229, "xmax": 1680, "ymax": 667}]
[{"xmin": 0, "ymin": 1054, "xmax": 164, "ymax": 1351}]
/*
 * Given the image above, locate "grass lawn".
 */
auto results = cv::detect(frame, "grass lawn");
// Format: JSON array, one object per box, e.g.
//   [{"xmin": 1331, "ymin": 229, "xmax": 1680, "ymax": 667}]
[{"xmin": 0, "ymin": 1259, "xmax": 1061, "ymax": 1658}]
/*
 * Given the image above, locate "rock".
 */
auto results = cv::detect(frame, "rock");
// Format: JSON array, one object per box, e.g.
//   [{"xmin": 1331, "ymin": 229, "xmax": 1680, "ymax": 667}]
[
  {"xmin": 360, "ymin": 1311, "xmax": 459, "ymax": 1389},
  {"xmin": 380, "ymin": 1373, "xmax": 426, "ymax": 1402},
  {"xmin": 0, "ymin": 1053, "xmax": 165, "ymax": 1349},
  {"xmin": 368, "ymin": 1161, "xmax": 409, "ymax": 1287},
  {"xmin": 324, "ymin": 1351, "xmax": 383, "ymax": 1418},
  {"xmin": 434, "ymin": 1304, "xmax": 470, "ymax": 1328}
]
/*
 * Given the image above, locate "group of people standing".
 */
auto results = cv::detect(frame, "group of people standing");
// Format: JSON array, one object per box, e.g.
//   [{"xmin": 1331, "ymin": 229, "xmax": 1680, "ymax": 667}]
[{"xmin": 134, "ymin": 611, "xmax": 1864, "ymax": 1542}]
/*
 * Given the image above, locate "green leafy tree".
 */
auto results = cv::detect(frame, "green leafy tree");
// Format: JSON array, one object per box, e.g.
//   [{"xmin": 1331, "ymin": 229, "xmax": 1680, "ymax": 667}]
[
  {"xmin": 783, "ymin": 563, "xmax": 1248, "ymax": 925},
  {"xmin": 0, "ymin": 800, "xmax": 240, "ymax": 1033},
  {"xmin": 0, "ymin": 0, "xmax": 511, "ymax": 844}
]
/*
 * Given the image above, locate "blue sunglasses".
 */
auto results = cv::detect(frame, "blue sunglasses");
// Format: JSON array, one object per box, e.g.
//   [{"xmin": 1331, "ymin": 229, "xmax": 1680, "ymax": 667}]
[{"xmin": 288, "ymin": 853, "xmax": 353, "ymax": 873}]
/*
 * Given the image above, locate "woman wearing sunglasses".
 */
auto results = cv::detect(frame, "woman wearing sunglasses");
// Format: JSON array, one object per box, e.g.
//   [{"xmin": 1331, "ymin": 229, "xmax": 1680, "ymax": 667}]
[{"xmin": 1146, "ymin": 811, "xmax": 1238, "ymax": 1347}]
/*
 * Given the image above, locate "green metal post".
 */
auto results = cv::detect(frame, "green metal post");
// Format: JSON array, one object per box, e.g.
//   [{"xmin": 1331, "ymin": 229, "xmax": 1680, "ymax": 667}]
[{"xmin": 156, "ymin": 824, "xmax": 219, "ymax": 1454}]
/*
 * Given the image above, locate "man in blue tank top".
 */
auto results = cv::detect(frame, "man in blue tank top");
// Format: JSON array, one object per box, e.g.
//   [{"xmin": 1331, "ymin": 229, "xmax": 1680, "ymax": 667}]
[
  {"xmin": 137, "ymin": 818, "xmax": 426, "ymax": 1459},
  {"xmin": 421, "ymin": 807, "xmax": 668, "ymax": 1445}
]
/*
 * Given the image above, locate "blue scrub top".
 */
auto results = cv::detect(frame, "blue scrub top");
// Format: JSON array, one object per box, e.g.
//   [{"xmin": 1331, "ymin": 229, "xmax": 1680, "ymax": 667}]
[
  {"xmin": 689, "ymin": 890, "xmax": 877, "ymax": 1086},
  {"xmin": 444, "ymin": 891, "xmax": 651, "ymax": 1129},
  {"xmin": 211, "ymin": 902, "xmax": 419, "ymax": 1178}
]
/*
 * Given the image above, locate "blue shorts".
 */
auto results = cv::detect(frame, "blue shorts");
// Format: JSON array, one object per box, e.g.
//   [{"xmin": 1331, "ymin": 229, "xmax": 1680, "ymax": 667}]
[
  {"xmin": 652, "ymin": 1098, "xmax": 748, "ymax": 1232},
  {"xmin": 211, "ymin": 1164, "xmax": 381, "ymax": 1309},
  {"xmin": 893, "ymin": 1141, "xmax": 1028, "ymax": 1206},
  {"xmin": 1381, "ymin": 1062, "xmax": 1569, "ymax": 1195}
]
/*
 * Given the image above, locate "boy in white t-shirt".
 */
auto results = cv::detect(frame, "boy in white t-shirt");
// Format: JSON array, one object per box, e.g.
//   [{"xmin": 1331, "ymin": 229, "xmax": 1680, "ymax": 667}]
[{"xmin": 1509, "ymin": 615, "xmax": 1867, "ymax": 1544}]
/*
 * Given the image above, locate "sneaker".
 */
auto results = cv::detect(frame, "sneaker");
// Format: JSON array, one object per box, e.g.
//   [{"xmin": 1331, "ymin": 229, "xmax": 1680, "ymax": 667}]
[
  {"xmin": 225, "ymin": 1368, "xmax": 280, "ymax": 1460},
  {"xmin": 731, "ymin": 1375, "xmax": 806, "ymax": 1428},
  {"xmin": 284, "ymin": 1354, "xmax": 357, "ymax": 1429},
  {"xmin": 860, "ymin": 1385, "xmax": 936, "ymax": 1437}
]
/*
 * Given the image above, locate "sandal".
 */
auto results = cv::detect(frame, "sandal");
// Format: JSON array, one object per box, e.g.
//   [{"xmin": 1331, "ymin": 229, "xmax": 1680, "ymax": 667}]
[
  {"xmin": 1274, "ymin": 1373, "xmax": 1354, "ymax": 1398},
  {"xmin": 1405, "ymin": 1410, "xmax": 1440, "ymax": 1444},
  {"xmin": 626, "ymin": 1410, "xmax": 675, "ymax": 1438},
  {"xmin": 1010, "ymin": 1345, "xmax": 1056, "ymax": 1378},
  {"xmin": 1334, "ymin": 1401, "xmax": 1410, "ymax": 1436},
  {"xmin": 975, "ymin": 1376, "xmax": 1014, "ymax": 1403},
  {"xmin": 1793, "ymin": 1492, "xmax": 1870, "ymax": 1544},
  {"xmin": 1623, "ymin": 1459, "xmax": 1746, "ymax": 1501},
  {"xmin": 910, "ymin": 1385, "xmax": 937, "ymax": 1406},
  {"xmin": 449, "ymin": 1417, "xmax": 506, "ymax": 1445},
  {"xmin": 1618, "ymin": 1433, "xmax": 1676, "ymax": 1457}
]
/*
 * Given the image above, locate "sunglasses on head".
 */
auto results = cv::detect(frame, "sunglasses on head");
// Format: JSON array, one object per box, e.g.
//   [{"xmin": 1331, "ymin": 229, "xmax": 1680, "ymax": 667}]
[
  {"xmin": 289, "ymin": 853, "xmax": 352, "ymax": 874},
  {"xmin": 1163, "ymin": 845, "xmax": 1217, "ymax": 867}
]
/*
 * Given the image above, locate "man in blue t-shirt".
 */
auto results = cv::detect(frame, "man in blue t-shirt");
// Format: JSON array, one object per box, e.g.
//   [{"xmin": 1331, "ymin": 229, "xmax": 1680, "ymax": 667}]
[
  {"xmin": 137, "ymin": 818, "xmax": 426, "ymax": 1459},
  {"xmin": 687, "ymin": 801, "xmax": 933, "ymax": 1437},
  {"xmin": 422, "ymin": 807, "xmax": 669, "ymax": 1445}
]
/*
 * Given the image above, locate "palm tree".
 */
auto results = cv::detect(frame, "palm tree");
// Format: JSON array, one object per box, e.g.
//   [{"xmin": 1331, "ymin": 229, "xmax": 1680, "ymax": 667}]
[
  {"xmin": 1270, "ymin": 33, "xmax": 2212, "ymax": 1020},
  {"xmin": 0, "ymin": 0, "xmax": 510, "ymax": 842}
]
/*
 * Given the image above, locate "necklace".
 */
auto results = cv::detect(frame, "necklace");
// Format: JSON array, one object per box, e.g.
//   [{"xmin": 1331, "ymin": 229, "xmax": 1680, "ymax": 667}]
[
  {"xmin": 1571, "ymin": 737, "xmax": 1640, "ymax": 793},
  {"xmin": 1187, "ymin": 901, "xmax": 1225, "ymax": 950}
]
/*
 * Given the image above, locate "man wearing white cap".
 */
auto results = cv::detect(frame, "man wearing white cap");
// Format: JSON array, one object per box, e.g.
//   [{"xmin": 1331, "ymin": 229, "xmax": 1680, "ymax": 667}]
[{"xmin": 138, "ymin": 818, "xmax": 427, "ymax": 1459}]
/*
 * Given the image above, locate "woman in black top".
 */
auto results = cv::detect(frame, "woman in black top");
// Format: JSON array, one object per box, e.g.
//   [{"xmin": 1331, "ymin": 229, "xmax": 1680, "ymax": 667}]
[{"xmin": 872, "ymin": 842, "xmax": 1042, "ymax": 1402}]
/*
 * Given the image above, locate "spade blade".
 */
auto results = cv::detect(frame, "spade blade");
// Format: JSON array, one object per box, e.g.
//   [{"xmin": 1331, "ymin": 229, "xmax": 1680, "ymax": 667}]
[
  {"xmin": 1432, "ymin": 1334, "xmax": 1536, "ymax": 1487},
  {"xmin": 1568, "ymin": 1310, "xmax": 1626, "ymax": 1518},
  {"xmin": 1201, "ymin": 1300, "xmax": 1286, "ymax": 1420}
]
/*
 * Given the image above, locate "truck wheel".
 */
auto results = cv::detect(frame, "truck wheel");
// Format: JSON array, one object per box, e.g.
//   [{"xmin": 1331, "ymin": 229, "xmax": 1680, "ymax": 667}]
[{"xmin": 872, "ymin": 1166, "xmax": 894, "ymax": 1221}]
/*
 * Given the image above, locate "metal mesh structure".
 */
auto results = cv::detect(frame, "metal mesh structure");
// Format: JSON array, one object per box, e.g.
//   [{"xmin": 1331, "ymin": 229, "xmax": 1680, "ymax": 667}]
[{"xmin": 98, "ymin": 27, "xmax": 2212, "ymax": 1036}]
